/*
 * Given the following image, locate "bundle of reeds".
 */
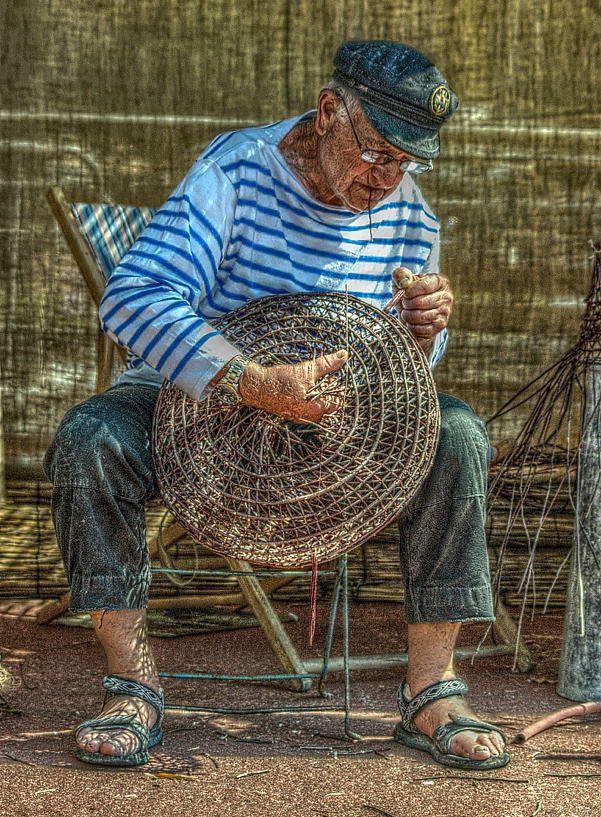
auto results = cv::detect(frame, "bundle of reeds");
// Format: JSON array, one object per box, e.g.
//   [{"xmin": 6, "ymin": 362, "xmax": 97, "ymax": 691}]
[{"xmin": 487, "ymin": 243, "xmax": 601, "ymax": 643}]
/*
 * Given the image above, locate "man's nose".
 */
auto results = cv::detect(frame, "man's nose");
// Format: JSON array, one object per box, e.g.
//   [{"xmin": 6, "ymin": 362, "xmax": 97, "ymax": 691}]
[{"xmin": 367, "ymin": 162, "xmax": 401, "ymax": 185}]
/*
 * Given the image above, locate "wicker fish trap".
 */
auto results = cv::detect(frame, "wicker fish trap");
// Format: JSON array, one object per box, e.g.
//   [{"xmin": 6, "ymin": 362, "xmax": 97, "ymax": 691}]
[{"xmin": 152, "ymin": 292, "xmax": 440, "ymax": 568}]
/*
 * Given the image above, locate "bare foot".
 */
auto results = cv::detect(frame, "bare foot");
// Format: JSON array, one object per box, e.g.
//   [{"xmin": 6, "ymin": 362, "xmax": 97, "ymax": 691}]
[
  {"xmin": 77, "ymin": 693, "xmax": 159, "ymax": 758},
  {"xmin": 78, "ymin": 609, "xmax": 161, "ymax": 759},
  {"xmin": 410, "ymin": 686, "xmax": 506, "ymax": 761}
]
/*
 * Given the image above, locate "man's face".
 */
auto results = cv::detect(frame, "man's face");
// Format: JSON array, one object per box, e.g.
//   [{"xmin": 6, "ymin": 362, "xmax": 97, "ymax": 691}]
[{"xmin": 318, "ymin": 96, "xmax": 420, "ymax": 214}]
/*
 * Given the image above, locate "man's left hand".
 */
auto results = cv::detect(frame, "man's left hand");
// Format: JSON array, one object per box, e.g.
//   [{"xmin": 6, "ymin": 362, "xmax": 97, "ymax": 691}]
[{"xmin": 391, "ymin": 268, "xmax": 453, "ymax": 356}]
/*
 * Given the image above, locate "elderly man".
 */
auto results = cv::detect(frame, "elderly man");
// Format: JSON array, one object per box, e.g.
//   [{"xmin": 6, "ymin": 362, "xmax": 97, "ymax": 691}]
[{"xmin": 44, "ymin": 40, "xmax": 509, "ymax": 769}]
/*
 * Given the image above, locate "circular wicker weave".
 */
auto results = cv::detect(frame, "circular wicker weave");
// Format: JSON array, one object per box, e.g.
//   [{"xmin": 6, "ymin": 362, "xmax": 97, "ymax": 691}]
[{"xmin": 153, "ymin": 292, "xmax": 440, "ymax": 568}]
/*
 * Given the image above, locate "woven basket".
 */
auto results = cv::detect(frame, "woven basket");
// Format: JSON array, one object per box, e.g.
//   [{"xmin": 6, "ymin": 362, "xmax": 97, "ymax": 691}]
[{"xmin": 153, "ymin": 292, "xmax": 440, "ymax": 567}]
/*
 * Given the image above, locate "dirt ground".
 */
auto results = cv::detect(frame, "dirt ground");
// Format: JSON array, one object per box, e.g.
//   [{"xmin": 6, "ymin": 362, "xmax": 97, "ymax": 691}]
[{"xmin": 1, "ymin": 599, "xmax": 601, "ymax": 817}]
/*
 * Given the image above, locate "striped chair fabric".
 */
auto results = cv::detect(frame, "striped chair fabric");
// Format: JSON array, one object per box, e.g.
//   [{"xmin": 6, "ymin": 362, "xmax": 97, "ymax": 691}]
[{"xmin": 71, "ymin": 202, "xmax": 157, "ymax": 282}]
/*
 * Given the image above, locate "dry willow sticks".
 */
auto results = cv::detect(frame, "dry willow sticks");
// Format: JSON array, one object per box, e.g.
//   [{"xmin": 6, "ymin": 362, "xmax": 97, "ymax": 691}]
[{"xmin": 487, "ymin": 243, "xmax": 601, "ymax": 654}]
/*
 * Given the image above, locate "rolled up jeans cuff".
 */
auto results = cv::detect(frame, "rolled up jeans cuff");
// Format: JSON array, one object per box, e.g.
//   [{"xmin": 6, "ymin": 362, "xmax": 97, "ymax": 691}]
[
  {"xmin": 68, "ymin": 567, "xmax": 151, "ymax": 612},
  {"xmin": 403, "ymin": 583, "xmax": 495, "ymax": 624}
]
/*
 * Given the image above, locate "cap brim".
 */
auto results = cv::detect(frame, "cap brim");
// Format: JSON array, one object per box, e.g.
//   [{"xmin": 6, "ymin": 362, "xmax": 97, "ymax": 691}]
[{"xmin": 360, "ymin": 100, "xmax": 440, "ymax": 160}]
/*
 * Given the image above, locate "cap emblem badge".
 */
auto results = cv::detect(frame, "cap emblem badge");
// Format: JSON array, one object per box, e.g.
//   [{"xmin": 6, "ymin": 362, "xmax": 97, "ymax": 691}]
[{"xmin": 429, "ymin": 86, "xmax": 451, "ymax": 116}]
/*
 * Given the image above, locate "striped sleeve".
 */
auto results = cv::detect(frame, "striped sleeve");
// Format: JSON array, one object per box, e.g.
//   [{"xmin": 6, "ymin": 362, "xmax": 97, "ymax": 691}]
[{"xmin": 99, "ymin": 162, "xmax": 241, "ymax": 400}]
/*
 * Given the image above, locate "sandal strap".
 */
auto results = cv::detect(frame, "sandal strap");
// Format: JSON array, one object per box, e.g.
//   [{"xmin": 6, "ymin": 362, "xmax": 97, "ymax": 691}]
[
  {"xmin": 432, "ymin": 713, "xmax": 508, "ymax": 755},
  {"xmin": 102, "ymin": 675, "xmax": 164, "ymax": 725},
  {"xmin": 398, "ymin": 677, "xmax": 469, "ymax": 733},
  {"xmin": 74, "ymin": 711, "xmax": 150, "ymax": 747}
]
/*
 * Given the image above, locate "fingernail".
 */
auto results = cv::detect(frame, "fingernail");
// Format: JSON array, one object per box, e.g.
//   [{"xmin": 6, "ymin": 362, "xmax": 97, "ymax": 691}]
[{"xmin": 336, "ymin": 350, "xmax": 347, "ymax": 359}]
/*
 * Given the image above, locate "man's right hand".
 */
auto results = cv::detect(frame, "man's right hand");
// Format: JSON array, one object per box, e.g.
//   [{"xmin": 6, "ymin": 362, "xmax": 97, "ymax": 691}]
[{"xmin": 237, "ymin": 350, "xmax": 348, "ymax": 423}]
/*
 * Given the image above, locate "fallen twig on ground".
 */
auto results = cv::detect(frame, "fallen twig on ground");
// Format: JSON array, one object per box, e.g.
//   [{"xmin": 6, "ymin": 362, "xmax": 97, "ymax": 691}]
[
  {"xmin": 235, "ymin": 769, "xmax": 271, "ymax": 779},
  {"xmin": 362, "ymin": 804, "xmax": 397, "ymax": 817}
]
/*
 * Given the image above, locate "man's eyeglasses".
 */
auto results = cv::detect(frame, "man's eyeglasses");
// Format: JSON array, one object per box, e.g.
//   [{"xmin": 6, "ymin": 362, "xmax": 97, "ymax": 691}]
[{"xmin": 337, "ymin": 94, "xmax": 433, "ymax": 175}]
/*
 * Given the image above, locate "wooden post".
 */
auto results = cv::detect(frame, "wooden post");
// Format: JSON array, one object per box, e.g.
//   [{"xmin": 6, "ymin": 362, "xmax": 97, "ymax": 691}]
[{"xmin": 557, "ymin": 362, "xmax": 601, "ymax": 700}]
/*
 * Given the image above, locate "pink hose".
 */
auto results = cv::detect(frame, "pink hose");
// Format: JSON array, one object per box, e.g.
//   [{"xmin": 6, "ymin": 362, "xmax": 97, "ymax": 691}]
[{"xmin": 513, "ymin": 701, "xmax": 601, "ymax": 744}]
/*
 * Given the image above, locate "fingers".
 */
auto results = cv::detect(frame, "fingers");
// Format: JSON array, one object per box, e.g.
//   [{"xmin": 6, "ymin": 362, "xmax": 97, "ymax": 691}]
[
  {"xmin": 403, "ymin": 273, "xmax": 449, "ymax": 298},
  {"xmin": 310, "ymin": 389, "xmax": 344, "ymax": 418},
  {"xmin": 302, "ymin": 351, "xmax": 347, "ymax": 422},
  {"xmin": 312, "ymin": 349, "xmax": 348, "ymax": 381},
  {"xmin": 400, "ymin": 306, "xmax": 450, "ymax": 334},
  {"xmin": 392, "ymin": 266, "xmax": 415, "ymax": 291},
  {"xmin": 299, "ymin": 393, "xmax": 342, "ymax": 423},
  {"xmin": 395, "ymin": 274, "xmax": 453, "ymax": 340},
  {"xmin": 401, "ymin": 304, "xmax": 445, "ymax": 325},
  {"xmin": 238, "ymin": 351, "xmax": 348, "ymax": 424}
]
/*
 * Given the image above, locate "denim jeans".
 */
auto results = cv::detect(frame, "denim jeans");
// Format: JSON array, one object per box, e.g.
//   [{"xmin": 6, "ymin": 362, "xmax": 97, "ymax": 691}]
[{"xmin": 43, "ymin": 385, "xmax": 494, "ymax": 621}]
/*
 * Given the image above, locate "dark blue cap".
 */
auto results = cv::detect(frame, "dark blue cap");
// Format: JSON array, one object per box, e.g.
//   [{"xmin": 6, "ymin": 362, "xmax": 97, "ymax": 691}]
[{"xmin": 333, "ymin": 41, "xmax": 458, "ymax": 160}]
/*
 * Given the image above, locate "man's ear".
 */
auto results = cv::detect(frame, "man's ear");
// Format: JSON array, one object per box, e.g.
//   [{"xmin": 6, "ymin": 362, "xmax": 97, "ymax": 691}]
[{"xmin": 316, "ymin": 89, "xmax": 341, "ymax": 136}]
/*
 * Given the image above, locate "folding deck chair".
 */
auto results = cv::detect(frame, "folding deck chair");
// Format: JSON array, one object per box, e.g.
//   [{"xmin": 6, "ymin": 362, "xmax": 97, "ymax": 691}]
[{"xmin": 42, "ymin": 186, "xmax": 535, "ymax": 696}]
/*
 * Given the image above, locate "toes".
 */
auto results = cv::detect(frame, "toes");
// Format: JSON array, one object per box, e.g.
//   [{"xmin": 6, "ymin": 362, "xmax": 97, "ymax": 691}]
[
  {"xmin": 76, "ymin": 695, "xmax": 154, "ymax": 758},
  {"xmin": 80, "ymin": 733, "xmax": 104, "ymax": 750},
  {"xmin": 77, "ymin": 729, "xmax": 111, "ymax": 754},
  {"xmin": 471, "ymin": 744, "xmax": 493, "ymax": 759},
  {"xmin": 97, "ymin": 739, "xmax": 122, "ymax": 756},
  {"xmin": 491, "ymin": 732, "xmax": 506, "ymax": 752},
  {"xmin": 451, "ymin": 730, "xmax": 504, "ymax": 759},
  {"xmin": 77, "ymin": 729, "xmax": 136, "ymax": 757},
  {"xmin": 477, "ymin": 731, "xmax": 505, "ymax": 756}
]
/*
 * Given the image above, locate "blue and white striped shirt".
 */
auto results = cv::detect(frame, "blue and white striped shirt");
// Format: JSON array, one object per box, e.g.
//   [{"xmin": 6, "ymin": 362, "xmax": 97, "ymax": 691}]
[{"xmin": 100, "ymin": 113, "xmax": 447, "ymax": 401}]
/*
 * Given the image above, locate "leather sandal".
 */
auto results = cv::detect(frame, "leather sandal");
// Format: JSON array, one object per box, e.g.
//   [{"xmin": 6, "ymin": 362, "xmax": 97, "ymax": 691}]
[
  {"xmin": 75, "ymin": 674, "xmax": 164, "ymax": 766},
  {"xmin": 393, "ymin": 677, "xmax": 510, "ymax": 770}
]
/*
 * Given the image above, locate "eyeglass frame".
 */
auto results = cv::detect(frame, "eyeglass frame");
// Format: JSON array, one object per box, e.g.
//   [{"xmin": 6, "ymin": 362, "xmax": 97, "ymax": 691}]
[{"xmin": 335, "ymin": 92, "xmax": 433, "ymax": 176}]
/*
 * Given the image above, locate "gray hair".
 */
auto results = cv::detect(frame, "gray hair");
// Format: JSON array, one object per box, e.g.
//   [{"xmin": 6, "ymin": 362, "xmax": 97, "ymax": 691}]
[{"xmin": 325, "ymin": 80, "xmax": 362, "ymax": 119}]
